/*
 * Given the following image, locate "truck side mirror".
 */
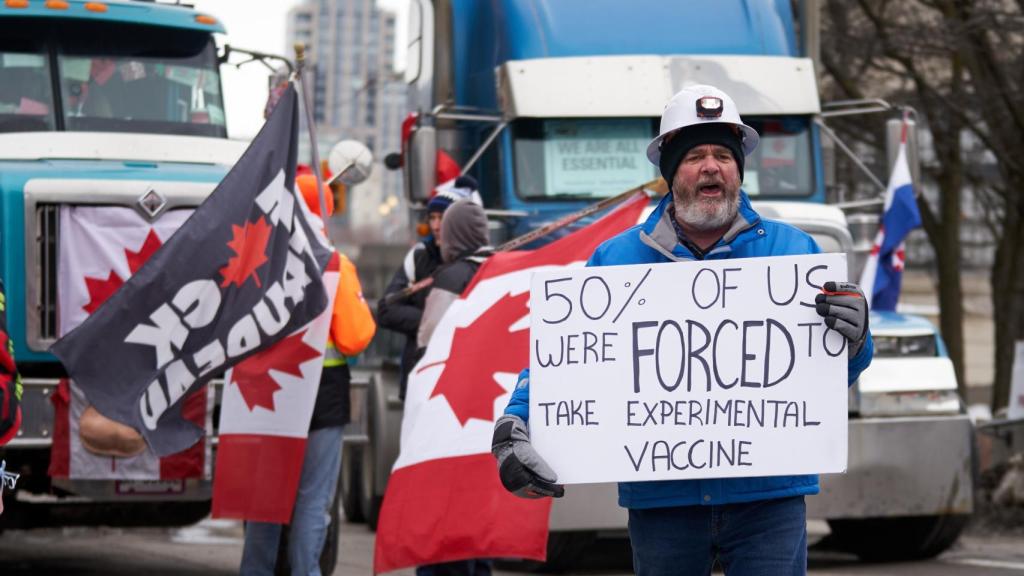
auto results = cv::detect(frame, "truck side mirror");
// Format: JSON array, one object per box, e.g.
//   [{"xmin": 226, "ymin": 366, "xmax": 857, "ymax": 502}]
[
  {"xmin": 405, "ymin": 0, "xmax": 425, "ymax": 84},
  {"xmin": 886, "ymin": 116, "xmax": 920, "ymax": 188},
  {"xmin": 328, "ymin": 140, "xmax": 373, "ymax": 186},
  {"xmin": 405, "ymin": 124, "xmax": 437, "ymax": 203}
]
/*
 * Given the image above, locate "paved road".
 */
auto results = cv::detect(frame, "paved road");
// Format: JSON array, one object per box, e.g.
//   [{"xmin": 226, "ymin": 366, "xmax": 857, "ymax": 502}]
[{"xmin": 2, "ymin": 518, "xmax": 1024, "ymax": 575}]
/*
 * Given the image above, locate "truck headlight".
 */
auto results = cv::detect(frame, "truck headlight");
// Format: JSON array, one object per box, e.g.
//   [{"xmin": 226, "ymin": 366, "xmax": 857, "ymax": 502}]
[
  {"xmin": 872, "ymin": 334, "xmax": 937, "ymax": 357},
  {"xmin": 859, "ymin": 389, "xmax": 961, "ymax": 416}
]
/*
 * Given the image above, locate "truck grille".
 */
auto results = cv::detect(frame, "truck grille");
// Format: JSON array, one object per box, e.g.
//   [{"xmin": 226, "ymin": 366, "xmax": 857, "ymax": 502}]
[
  {"xmin": 35, "ymin": 203, "xmax": 60, "ymax": 343},
  {"xmin": 23, "ymin": 178, "xmax": 217, "ymax": 352}
]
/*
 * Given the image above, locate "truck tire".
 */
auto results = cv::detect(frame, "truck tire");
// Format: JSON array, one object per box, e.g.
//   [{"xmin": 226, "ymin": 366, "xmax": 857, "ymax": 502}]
[
  {"xmin": 272, "ymin": 479, "xmax": 343, "ymax": 575},
  {"xmin": 361, "ymin": 401, "xmax": 382, "ymax": 530},
  {"xmin": 340, "ymin": 442, "xmax": 365, "ymax": 523},
  {"xmin": 358, "ymin": 368, "xmax": 402, "ymax": 532},
  {"xmin": 319, "ymin": 498, "xmax": 341, "ymax": 575},
  {"xmin": 827, "ymin": 514, "xmax": 970, "ymax": 561}
]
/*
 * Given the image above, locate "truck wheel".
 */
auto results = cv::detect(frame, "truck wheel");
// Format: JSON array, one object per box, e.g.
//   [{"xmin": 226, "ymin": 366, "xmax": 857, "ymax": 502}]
[
  {"xmin": 341, "ymin": 443, "xmax": 365, "ymax": 523},
  {"xmin": 319, "ymin": 495, "xmax": 341, "ymax": 575},
  {"xmin": 827, "ymin": 514, "xmax": 970, "ymax": 561},
  {"xmin": 361, "ymin": 424, "xmax": 382, "ymax": 530},
  {"xmin": 361, "ymin": 376, "xmax": 386, "ymax": 531},
  {"xmin": 272, "ymin": 487, "xmax": 342, "ymax": 575}
]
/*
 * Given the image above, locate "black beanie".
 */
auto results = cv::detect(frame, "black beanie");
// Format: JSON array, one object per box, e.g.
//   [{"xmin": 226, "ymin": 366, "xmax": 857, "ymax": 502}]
[
  {"xmin": 658, "ymin": 123, "xmax": 745, "ymax": 183},
  {"xmin": 454, "ymin": 174, "xmax": 478, "ymax": 190}
]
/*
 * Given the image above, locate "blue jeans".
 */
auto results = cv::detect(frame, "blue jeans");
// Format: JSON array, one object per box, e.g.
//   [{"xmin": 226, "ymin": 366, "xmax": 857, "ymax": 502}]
[
  {"xmin": 240, "ymin": 426, "xmax": 344, "ymax": 576},
  {"xmin": 628, "ymin": 496, "xmax": 807, "ymax": 576}
]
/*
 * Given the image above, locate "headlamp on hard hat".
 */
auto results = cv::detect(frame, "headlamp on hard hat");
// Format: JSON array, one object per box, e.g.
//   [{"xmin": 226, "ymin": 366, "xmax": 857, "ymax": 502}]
[{"xmin": 695, "ymin": 96, "xmax": 724, "ymax": 119}]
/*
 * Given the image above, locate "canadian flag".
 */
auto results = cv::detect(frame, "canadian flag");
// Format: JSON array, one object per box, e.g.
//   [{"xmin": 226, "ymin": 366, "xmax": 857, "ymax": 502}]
[
  {"xmin": 373, "ymin": 193, "xmax": 649, "ymax": 573},
  {"xmin": 50, "ymin": 206, "xmax": 210, "ymax": 480},
  {"xmin": 211, "ymin": 253, "xmax": 340, "ymax": 523}
]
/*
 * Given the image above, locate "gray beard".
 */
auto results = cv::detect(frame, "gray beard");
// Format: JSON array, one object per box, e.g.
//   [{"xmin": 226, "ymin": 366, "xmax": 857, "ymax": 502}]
[{"xmin": 674, "ymin": 194, "xmax": 739, "ymax": 232}]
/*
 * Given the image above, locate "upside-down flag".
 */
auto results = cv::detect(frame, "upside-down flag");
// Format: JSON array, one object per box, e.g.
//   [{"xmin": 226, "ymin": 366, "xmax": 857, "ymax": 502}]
[
  {"xmin": 373, "ymin": 193, "xmax": 649, "ymax": 574},
  {"xmin": 51, "ymin": 84, "xmax": 333, "ymax": 457},
  {"xmin": 858, "ymin": 126, "xmax": 922, "ymax": 311}
]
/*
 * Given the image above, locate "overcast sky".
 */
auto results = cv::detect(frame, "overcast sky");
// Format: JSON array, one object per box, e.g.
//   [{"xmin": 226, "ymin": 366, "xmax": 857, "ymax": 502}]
[{"xmin": 190, "ymin": 0, "xmax": 407, "ymax": 139}]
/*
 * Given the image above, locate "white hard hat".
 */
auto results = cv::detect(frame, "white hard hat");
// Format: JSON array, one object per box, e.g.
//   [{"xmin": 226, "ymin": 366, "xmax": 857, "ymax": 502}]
[{"xmin": 646, "ymin": 84, "xmax": 759, "ymax": 167}]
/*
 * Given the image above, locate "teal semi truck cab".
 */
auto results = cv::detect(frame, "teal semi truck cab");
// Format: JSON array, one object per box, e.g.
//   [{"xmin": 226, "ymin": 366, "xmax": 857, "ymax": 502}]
[
  {"xmin": 345, "ymin": 0, "xmax": 973, "ymax": 567},
  {"xmin": 0, "ymin": 0, "xmax": 245, "ymax": 528}
]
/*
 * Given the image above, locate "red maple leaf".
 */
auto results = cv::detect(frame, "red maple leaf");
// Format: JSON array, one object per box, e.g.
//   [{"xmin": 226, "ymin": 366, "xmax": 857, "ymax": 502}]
[
  {"xmin": 82, "ymin": 271, "xmax": 124, "ymax": 315},
  {"xmin": 219, "ymin": 216, "xmax": 272, "ymax": 289},
  {"xmin": 230, "ymin": 330, "xmax": 322, "ymax": 412},
  {"xmin": 125, "ymin": 229, "xmax": 162, "ymax": 274},
  {"xmin": 82, "ymin": 230, "xmax": 164, "ymax": 314},
  {"xmin": 420, "ymin": 291, "xmax": 530, "ymax": 426}
]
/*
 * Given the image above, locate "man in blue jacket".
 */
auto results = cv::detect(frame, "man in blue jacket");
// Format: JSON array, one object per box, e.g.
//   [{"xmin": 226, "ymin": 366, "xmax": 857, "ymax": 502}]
[{"xmin": 491, "ymin": 85, "xmax": 874, "ymax": 576}]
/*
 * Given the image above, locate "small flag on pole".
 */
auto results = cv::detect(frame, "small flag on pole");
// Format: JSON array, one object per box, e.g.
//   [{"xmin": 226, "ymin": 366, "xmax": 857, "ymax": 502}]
[{"xmin": 859, "ymin": 121, "xmax": 922, "ymax": 311}]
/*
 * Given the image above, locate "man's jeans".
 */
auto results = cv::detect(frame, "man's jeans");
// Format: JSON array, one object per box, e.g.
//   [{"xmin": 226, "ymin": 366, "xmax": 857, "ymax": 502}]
[
  {"xmin": 240, "ymin": 426, "xmax": 344, "ymax": 576},
  {"xmin": 628, "ymin": 496, "xmax": 807, "ymax": 576}
]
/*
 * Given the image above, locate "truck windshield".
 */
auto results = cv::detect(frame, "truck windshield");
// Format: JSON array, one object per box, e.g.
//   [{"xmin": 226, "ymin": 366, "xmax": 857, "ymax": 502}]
[
  {"xmin": 511, "ymin": 117, "xmax": 814, "ymax": 200},
  {"xmin": 0, "ymin": 34, "xmax": 55, "ymax": 132},
  {"xmin": 0, "ymin": 19, "xmax": 225, "ymax": 137}
]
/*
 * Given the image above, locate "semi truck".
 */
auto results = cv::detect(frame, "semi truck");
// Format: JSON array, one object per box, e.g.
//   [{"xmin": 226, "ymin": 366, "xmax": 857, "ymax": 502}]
[
  {"xmin": 0, "ymin": 0, "xmax": 239, "ymax": 530},
  {"xmin": 0, "ymin": 3, "xmax": 362, "ymax": 573},
  {"xmin": 344, "ymin": 0, "xmax": 975, "ymax": 567}
]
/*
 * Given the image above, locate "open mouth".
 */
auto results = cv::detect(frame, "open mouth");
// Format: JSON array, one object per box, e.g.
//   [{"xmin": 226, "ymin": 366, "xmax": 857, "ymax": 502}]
[{"xmin": 697, "ymin": 184, "xmax": 723, "ymax": 197}]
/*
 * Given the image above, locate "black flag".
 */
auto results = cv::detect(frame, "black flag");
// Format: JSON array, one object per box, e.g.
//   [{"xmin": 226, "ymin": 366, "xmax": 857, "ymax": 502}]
[{"xmin": 51, "ymin": 85, "xmax": 331, "ymax": 456}]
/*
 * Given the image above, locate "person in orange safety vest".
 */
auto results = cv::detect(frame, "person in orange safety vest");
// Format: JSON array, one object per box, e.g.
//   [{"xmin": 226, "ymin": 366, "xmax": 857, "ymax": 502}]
[{"xmin": 240, "ymin": 173, "xmax": 375, "ymax": 575}]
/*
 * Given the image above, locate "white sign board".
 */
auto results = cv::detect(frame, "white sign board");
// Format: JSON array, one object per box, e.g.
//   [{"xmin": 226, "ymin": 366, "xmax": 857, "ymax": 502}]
[
  {"xmin": 529, "ymin": 254, "xmax": 849, "ymax": 484},
  {"xmin": 543, "ymin": 119, "xmax": 655, "ymax": 196}
]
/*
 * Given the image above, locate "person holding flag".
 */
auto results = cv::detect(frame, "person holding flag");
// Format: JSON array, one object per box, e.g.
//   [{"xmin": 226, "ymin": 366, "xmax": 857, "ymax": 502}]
[
  {"xmin": 492, "ymin": 85, "xmax": 875, "ymax": 575},
  {"xmin": 372, "ymin": 186, "xmax": 656, "ymax": 572},
  {"xmin": 240, "ymin": 174, "xmax": 376, "ymax": 575},
  {"xmin": 412, "ymin": 198, "xmax": 494, "ymax": 576},
  {"xmin": 377, "ymin": 173, "xmax": 481, "ymax": 401},
  {"xmin": 45, "ymin": 59, "xmax": 370, "ymax": 571},
  {"xmin": 1, "ymin": 278, "xmax": 23, "ymax": 516},
  {"xmin": 858, "ymin": 115, "xmax": 923, "ymax": 310},
  {"xmin": 0, "ymin": 278, "xmax": 21, "ymax": 449},
  {"xmin": 50, "ymin": 83, "xmax": 334, "ymax": 458}
]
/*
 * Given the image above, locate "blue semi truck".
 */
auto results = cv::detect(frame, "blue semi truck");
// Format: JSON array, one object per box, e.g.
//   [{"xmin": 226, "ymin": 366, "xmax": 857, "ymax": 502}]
[
  {"xmin": 347, "ymin": 0, "xmax": 975, "ymax": 566},
  {"xmin": 0, "ymin": 0, "xmax": 243, "ymax": 529}
]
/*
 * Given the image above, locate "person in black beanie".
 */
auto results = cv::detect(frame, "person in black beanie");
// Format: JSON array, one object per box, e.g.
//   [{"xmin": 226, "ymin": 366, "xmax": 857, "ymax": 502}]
[
  {"xmin": 377, "ymin": 173, "xmax": 483, "ymax": 400},
  {"xmin": 655, "ymin": 118, "xmax": 749, "ymax": 258},
  {"xmin": 414, "ymin": 199, "xmax": 494, "ymax": 576},
  {"xmin": 493, "ymin": 85, "xmax": 874, "ymax": 576}
]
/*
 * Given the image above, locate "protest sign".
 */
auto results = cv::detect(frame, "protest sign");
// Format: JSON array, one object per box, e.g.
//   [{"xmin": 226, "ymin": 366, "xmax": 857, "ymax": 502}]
[
  {"xmin": 543, "ymin": 119, "xmax": 655, "ymax": 196},
  {"xmin": 529, "ymin": 253, "xmax": 849, "ymax": 484}
]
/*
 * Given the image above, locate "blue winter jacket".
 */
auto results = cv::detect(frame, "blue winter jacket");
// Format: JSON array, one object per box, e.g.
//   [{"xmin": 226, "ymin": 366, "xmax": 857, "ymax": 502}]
[{"xmin": 504, "ymin": 191, "xmax": 874, "ymax": 509}]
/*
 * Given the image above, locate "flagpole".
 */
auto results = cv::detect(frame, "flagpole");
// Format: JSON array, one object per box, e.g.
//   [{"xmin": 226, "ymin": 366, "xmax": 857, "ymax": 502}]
[{"xmin": 294, "ymin": 43, "xmax": 331, "ymax": 227}]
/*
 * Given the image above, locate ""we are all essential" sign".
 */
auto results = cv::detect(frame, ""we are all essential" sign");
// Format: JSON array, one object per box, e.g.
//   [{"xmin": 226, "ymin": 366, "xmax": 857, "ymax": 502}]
[{"xmin": 529, "ymin": 253, "xmax": 849, "ymax": 484}]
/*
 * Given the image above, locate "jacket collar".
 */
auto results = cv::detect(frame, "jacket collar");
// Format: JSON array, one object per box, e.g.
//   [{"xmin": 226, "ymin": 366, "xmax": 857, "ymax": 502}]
[{"xmin": 639, "ymin": 190, "xmax": 761, "ymax": 261}]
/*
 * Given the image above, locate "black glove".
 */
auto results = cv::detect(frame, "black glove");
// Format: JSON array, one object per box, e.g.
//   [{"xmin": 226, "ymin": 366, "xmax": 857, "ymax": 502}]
[
  {"xmin": 815, "ymin": 281, "xmax": 869, "ymax": 357},
  {"xmin": 491, "ymin": 414, "xmax": 564, "ymax": 499}
]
